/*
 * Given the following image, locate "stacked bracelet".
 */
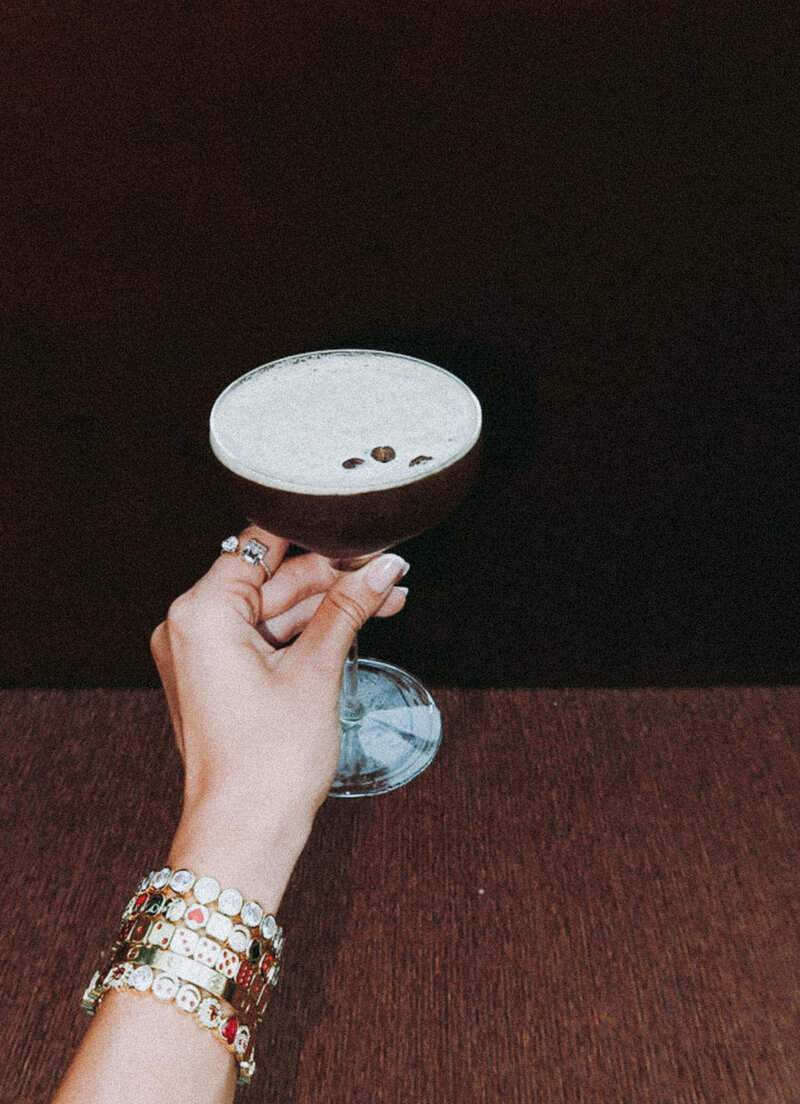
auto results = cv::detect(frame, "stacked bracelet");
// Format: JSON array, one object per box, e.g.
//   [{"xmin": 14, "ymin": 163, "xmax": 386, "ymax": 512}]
[{"xmin": 82, "ymin": 866, "xmax": 284, "ymax": 1086}]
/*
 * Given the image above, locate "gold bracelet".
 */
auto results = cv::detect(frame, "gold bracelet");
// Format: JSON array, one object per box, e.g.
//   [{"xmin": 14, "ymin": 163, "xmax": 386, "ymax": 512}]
[
  {"xmin": 97, "ymin": 960, "xmax": 256, "ymax": 1084},
  {"xmin": 82, "ymin": 865, "xmax": 282, "ymax": 1087},
  {"xmin": 126, "ymin": 866, "xmax": 284, "ymax": 953},
  {"xmin": 113, "ymin": 911, "xmax": 279, "ymax": 1020},
  {"xmin": 87, "ymin": 924, "xmax": 274, "ymax": 1031},
  {"xmin": 111, "ymin": 944, "xmax": 269, "ymax": 1023},
  {"xmin": 120, "ymin": 870, "xmax": 283, "ymax": 969},
  {"xmin": 118, "ymin": 945, "xmax": 238, "ymax": 1001},
  {"xmin": 118, "ymin": 906, "xmax": 280, "ymax": 989}
]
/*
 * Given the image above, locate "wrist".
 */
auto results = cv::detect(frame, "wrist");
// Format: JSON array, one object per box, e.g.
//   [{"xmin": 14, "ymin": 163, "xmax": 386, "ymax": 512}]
[{"xmin": 168, "ymin": 797, "xmax": 313, "ymax": 914}]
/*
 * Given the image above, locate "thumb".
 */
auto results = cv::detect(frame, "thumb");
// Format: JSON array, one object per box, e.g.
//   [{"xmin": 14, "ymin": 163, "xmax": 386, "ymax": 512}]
[{"xmin": 287, "ymin": 553, "xmax": 410, "ymax": 676}]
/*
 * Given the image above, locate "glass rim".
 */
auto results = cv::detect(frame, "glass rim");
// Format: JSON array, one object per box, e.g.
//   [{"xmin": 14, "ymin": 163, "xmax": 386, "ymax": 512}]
[{"xmin": 209, "ymin": 347, "xmax": 483, "ymax": 495}]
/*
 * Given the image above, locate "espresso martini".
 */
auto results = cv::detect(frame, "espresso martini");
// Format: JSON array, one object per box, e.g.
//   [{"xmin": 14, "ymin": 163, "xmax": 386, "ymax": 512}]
[
  {"xmin": 210, "ymin": 349, "xmax": 482, "ymax": 797},
  {"xmin": 209, "ymin": 349, "xmax": 482, "ymax": 563}
]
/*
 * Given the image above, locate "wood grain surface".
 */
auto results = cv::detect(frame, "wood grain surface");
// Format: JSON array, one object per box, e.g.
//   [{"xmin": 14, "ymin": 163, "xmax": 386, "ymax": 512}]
[{"xmin": 4, "ymin": 688, "xmax": 800, "ymax": 1103}]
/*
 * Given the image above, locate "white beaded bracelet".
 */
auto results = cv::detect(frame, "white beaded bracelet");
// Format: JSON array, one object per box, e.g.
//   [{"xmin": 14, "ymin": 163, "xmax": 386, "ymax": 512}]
[{"xmin": 82, "ymin": 866, "xmax": 283, "ymax": 1086}]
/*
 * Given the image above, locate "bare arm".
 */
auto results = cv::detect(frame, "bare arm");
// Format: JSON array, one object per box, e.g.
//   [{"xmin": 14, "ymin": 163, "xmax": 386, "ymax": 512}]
[{"xmin": 53, "ymin": 529, "xmax": 409, "ymax": 1104}]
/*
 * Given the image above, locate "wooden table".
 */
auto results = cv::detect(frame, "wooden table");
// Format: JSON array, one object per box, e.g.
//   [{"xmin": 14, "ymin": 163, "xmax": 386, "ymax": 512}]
[{"xmin": 4, "ymin": 688, "xmax": 800, "ymax": 1103}]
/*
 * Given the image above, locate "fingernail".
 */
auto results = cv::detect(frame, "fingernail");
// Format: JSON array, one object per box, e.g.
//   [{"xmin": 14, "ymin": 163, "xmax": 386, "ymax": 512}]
[
  {"xmin": 366, "ymin": 554, "xmax": 410, "ymax": 592},
  {"xmin": 394, "ymin": 586, "xmax": 409, "ymax": 597}
]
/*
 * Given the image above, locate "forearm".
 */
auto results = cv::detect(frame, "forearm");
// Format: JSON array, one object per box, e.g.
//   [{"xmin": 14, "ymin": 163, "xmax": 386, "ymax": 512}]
[
  {"xmin": 166, "ymin": 793, "xmax": 314, "ymax": 916},
  {"xmin": 52, "ymin": 988, "xmax": 238, "ymax": 1104},
  {"xmin": 53, "ymin": 803, "xmax": 309, "ymax": 1104}
]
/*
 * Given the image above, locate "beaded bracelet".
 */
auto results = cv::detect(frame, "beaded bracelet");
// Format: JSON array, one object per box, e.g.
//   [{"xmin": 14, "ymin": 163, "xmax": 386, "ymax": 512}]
[
  {"xmin": 99, "ymin": 959, "xmax": 255, "ymax": 1076},
  {"xmin": 84, "ymin": 931, "xmax": 275, "ymax": 1041},
  {"xmin": 112, "ymin": 888, "xmax": 280, "ymax": 1009},
  {"xmin": 124, "ymin": 866, "xmax": 284, "ymax": 954},
  {"xmin": 82, "ymin": 866, "xmax": 283, "ymax": 1086},
  {"xmin": 115, "ymin": 900, "xmax": 280, "ymax": 988},
  {"xmin": 107, "ymin": 942, "xmax": 272, "ymax": 1023},
  {"xmin": 83, "ymin": 961, "xmax": 258, "ymax": 1085}
]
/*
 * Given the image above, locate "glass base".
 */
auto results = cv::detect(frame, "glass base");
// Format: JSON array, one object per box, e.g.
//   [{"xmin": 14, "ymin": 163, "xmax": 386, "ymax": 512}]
[{"xmin": 331, "ymin": 658, "xmax": 443, "ymax": 797}]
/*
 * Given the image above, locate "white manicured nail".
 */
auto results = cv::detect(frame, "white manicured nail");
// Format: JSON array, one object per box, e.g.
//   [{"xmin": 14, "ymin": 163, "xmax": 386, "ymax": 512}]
[{"xmin": 366, "ymin": 554, "xmax": 410, "ymax": 592}]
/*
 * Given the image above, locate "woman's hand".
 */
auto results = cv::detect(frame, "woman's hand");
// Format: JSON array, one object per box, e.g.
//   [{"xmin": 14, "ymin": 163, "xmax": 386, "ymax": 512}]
[
  {"xmin": 150, "ymin": 527, "xmax": 409, "ymax": 912},
  {"xmin": 52, "ymin": 530, "xmax": 410, "ymax": 1104}
]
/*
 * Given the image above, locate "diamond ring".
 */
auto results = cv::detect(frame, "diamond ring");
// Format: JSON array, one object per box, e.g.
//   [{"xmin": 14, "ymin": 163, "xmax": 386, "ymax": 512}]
[
  {"xmin": 241, "ymin": 538, "xmax": 269, "ymax": 572},
  {"xmin": 220, "ymin": 536, "xmax": 272, "ymax": 581}
]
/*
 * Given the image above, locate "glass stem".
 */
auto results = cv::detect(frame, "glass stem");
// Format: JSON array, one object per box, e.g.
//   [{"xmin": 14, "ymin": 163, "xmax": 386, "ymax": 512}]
[{"xmin": 340, "ymin": 634, "xmax": 364, "ymax": 723}]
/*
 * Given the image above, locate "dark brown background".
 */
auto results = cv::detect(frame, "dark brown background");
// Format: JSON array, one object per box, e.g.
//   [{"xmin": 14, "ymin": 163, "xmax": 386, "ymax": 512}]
[{"xmin": 2, "ymin": 0, "xmax": 799, "ymax": 688}]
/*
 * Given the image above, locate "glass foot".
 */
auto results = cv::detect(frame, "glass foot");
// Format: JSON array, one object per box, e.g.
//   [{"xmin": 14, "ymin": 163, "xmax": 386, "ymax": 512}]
[{"xmin": 331, "ymin": 658, "xmax": 443, "ymax": 797}]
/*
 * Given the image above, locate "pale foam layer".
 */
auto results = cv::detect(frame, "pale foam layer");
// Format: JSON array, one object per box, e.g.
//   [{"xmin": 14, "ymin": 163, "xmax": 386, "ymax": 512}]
[{"xmin": 210, "ymin": 349, "xmax": 482, "ymax": 494}]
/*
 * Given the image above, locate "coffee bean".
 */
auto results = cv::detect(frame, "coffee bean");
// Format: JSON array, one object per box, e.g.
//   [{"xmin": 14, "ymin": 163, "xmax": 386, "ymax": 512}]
[
  {"xmin": 370, "ymin": 446, "xmax": 396, "ymax": 463},
  {"xmin": 342, "ymin": 458, "xmax": 364, "ymax": 469},
  {"xmin": 409, "ymin": 455, "xmax": 433, "ymax": 467}
]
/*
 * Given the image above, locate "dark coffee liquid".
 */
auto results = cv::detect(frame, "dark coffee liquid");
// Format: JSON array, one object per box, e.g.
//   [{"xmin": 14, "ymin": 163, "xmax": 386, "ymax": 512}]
[{"xmin": 223, "ymin": 435, "xmax": 482, "ymax": 560}]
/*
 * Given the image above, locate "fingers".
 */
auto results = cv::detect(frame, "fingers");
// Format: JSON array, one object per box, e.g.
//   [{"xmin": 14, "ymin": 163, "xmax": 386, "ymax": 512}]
[
  {"xmin": 261, "ymin": 584, "xmax": 408, "ymax": 646},
  {"xmin": 183, "ymin": 526, "xmax": 290, "ymax": 627},
  {"xmin": 258, "ymin": 552, "xmax": 340, "ymax": 621},
  {"xmin": 285, "ymin": 553, "xmax": 410, "ymax": 676}
]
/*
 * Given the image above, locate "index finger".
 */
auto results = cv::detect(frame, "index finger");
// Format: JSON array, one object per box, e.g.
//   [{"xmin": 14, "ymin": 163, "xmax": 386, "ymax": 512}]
[{"xmin": 258, "ymin": 552, "xmax": 341, "ymax": 620}]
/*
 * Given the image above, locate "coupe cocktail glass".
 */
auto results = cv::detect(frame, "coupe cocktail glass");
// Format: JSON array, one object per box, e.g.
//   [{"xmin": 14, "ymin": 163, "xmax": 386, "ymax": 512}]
[{"xmin": 210, "ymin": 349, "xmax": 482, "ymax": 797}]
